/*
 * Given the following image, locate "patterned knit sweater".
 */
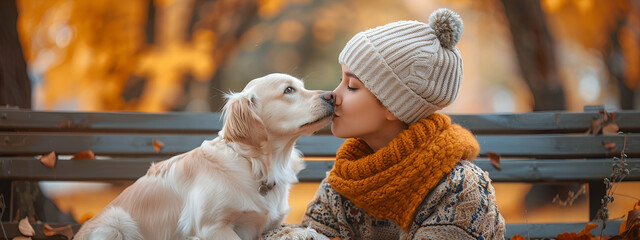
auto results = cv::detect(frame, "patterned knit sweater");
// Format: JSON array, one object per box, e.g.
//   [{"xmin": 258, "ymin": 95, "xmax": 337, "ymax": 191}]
[{"xmin": 263, "ymin": 114, "xmax": 506, "ymax": 240}]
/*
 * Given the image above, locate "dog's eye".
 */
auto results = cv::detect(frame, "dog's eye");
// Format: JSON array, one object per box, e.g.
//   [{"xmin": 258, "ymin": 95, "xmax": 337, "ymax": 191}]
[{"xmin": 284, "ymin": 87, "xmax": 295, "ymax": 94}]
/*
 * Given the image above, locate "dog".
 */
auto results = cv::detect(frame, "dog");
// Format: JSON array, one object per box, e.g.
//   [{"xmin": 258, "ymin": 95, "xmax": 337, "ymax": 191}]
[{"xmin": 75, "ymin": 73, "xmax": 335, "ymax": 240}]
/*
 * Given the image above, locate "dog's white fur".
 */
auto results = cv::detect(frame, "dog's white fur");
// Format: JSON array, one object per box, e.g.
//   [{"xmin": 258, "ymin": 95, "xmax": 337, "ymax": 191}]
[{"xmin": 75, "ymin": 73, "xmax": 334, "ymax": 240}]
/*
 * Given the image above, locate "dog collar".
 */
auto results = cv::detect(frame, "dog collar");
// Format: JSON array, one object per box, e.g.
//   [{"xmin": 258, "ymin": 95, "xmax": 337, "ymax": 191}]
[{"xmin": 259, "ymin": 181, "xmax": 276, "ymax": 196}]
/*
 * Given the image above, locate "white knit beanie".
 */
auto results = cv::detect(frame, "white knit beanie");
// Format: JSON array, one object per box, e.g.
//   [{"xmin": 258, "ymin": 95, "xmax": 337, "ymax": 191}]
[{"xmin": 339, "ymin": 8, "xmax": 464, "ymax": 124}]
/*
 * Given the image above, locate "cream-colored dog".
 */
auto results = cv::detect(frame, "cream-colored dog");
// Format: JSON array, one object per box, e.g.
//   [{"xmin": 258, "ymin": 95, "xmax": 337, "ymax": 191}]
[{"xmin": 75, "ymin": 73, "xmax": 335, "ymax": 240}]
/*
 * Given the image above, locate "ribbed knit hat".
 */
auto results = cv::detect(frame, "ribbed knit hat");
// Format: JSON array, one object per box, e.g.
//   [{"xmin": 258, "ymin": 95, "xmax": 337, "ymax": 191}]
[{"xmin": 338, "ymin": 8, "xmax": 464, "ymax": 124}]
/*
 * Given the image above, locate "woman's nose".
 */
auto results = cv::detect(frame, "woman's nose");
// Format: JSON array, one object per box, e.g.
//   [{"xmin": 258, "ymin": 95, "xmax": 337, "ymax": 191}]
[{"xmin": 321, "ymin": 91, "xmax": 335, "ymax": 105}]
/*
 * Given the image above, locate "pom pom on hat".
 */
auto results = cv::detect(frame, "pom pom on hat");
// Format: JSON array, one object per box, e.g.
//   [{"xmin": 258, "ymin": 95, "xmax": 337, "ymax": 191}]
[
  {"xmin": 338, "ymin": 8, "xmax": 464, "ymax": 124},
  {"xmin": 429, "ymin": 8, "xmax": 464, "ymax": 49}
]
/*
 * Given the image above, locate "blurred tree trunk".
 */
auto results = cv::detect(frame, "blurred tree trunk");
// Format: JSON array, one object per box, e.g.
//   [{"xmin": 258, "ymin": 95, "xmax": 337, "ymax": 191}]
[
  {"xmin": 0, "ymin": 0, "xmax": 31, "ymax": 109},
  {"xmin": 0, "ymin": 0, "xmax": 74, "ymax": 223},
  {"xmin": 192, "ymin": 0, "xmax": 258, "ymax": 112},
  {"xmin": 501, "ymin": 0, "xmax": 566, "ymax": 111},
  {"xmin": 606, "ymin": 19, "xmax": 636, "ymax": 110},
  {"xmin": 0, "ymin": 0, "xmax": 31, "ymax": 222}
]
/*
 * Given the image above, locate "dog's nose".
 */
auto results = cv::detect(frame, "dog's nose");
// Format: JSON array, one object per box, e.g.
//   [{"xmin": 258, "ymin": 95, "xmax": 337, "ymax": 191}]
[{"xmin": 321, "ymin": 91, "xmax": 335, "ymax": 105}]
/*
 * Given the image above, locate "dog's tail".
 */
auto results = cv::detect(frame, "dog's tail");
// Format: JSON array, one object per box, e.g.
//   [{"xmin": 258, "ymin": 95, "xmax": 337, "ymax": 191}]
[{"xmin": 75, "ymin": 207, "xmax": 144, "ymax": 240}]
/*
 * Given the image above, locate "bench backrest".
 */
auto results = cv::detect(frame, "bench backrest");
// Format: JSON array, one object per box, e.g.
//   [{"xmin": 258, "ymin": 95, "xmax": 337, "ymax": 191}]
[{"xmin": 1, "ymin": 107, "xmax": 639, "ymax": 238}]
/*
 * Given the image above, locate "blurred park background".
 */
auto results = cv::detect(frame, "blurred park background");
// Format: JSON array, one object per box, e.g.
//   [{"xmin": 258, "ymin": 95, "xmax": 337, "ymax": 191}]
[{"xmin": 1, "ymin": 0, "xmax": 639, "ymax": 226}]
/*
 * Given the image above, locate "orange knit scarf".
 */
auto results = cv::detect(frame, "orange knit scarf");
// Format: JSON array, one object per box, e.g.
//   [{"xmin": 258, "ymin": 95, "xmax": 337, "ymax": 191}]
[{"xmin": 327, "ymin": 113, "xmax": 480, "ymax": 231}]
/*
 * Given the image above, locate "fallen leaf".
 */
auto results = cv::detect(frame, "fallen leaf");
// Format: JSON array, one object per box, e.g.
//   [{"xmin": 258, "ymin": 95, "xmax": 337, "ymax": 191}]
[
  {"xmin": 577, "ymin": 223, "xmax": 598, "ymax": 236},
  {"xmin": 12, "ymin": 236, "xmax": 32, "ymax": 240},
  {"xmin": 556, "ymin": 232, "xmax": 591, "ymax": 240},
  {"xmin": 40, "ymin": 151, "xmax": 57, "ymax": 169},
  {"xmin": 18, "ymin": 217, "xmax": 35, "ymax": 236},
  {"xmin": 153, "ymin": 138, "xmax": 165, "ymax": 152},
  {"xmin": 602, "ymin": 122, "xmax": 620, "ymax": 135},
  {"xmin": 71, "ymin": 150, "xmax": 95, "ymax": 160},
  {"xmin": 509, "ymin": 234, "xmax": 526, "ymax": 240},
  {"xmin": 601, "ymin": 110, "xmax": 608, "ymax": 121},
  {"xmin": 605, "ymin": 142, "xmax": 617, "ymax": 150},
  {"xmin": 591, "ymin": 118, "xmax": 602, "ymax": 135},
  {"xmin": 487, "ymin": 152, "xmax": 501, "ymax": 170},
  {"xmin": 43, "ymin": 224, "xmax": 74, "ymax": 239},
  {"xmin": 618, "ymin": 215, "xmax": 640, "ymax": 239}
]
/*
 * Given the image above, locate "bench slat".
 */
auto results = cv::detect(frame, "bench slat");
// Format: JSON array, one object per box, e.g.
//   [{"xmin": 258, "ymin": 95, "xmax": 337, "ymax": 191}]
[
  {"xmin": 2, "ymin": 109, "xmax": 639, "ymax": 134},
  {"xmin": 0, "ymin": 110, "xmax": 222, "ymax": 133},
  {"xmin": 454, "ymin": 111, "xmax": 640, "ymax": 134},
  {"xmin": 2, "ymin": 133, "xmax": 638, "ymax": 158},
  {"xmin": 2, "ymin": 157, "xmax": 638, "ymax": 182}
]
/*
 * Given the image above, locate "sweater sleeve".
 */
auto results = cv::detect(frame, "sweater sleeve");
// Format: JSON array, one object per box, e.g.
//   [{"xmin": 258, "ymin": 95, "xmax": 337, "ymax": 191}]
[
  {"xmin": 261, "ymin": 178, "xmax": 344, "ymax": 240},
  {"xmin": 407, "ymin": 161, "xmax": 506, "ymax": 240},
  {"xmin": 300, "ymin": 178, "xmax": 347, "ymax": 238}
]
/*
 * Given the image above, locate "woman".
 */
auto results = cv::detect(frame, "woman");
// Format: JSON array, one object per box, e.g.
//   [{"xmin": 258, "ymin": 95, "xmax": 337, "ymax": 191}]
[{"xmin": 264, "ymin": 8, "xmax": 505, "ymax": 240}]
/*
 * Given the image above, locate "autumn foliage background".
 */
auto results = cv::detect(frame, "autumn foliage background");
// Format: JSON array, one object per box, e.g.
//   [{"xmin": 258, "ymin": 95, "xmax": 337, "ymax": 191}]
[{"xmin": 5, "ymin": 0, "xmax": 640, "ymax": 233}]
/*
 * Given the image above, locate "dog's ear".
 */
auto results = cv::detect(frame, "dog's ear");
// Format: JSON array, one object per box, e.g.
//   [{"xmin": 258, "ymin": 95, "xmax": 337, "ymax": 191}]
[{"xmin": 220, "ymin": 93, "xmax": 268, "ymax": 147}]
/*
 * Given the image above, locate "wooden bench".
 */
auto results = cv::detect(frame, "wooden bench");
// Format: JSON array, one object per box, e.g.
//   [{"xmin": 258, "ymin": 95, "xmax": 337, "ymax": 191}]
[{"xmin": 1, "ymin": 107, "xmax": 639, "ymax": 239}]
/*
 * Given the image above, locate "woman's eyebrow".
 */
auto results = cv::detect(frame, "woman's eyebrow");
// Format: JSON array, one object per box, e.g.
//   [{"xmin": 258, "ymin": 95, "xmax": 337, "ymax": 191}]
[{"xmin": 345, "ymin": 72, "xmax": 359, "ymax": 80}]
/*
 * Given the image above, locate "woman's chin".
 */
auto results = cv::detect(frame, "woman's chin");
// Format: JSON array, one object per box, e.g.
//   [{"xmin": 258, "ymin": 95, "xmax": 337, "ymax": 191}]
[{"xmin": 331, "ymin": 125, "xmax": 350, "ymax": 139}]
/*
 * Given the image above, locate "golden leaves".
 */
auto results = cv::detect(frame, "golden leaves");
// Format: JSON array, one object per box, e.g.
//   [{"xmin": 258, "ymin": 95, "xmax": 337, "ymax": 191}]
[
  {"xmin": 277, "ymin": 20, "xmax": 305, "ymax": 43},
  {"xmin": 258, "ymin": 0, "xmax": 286, "ymax": 19}
]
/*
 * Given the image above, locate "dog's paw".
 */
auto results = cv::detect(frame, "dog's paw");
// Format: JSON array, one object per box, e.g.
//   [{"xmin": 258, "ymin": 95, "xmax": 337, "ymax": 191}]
[{"xmin": 269, "ymin": 227, "xmax": 331, "ymax": 240}]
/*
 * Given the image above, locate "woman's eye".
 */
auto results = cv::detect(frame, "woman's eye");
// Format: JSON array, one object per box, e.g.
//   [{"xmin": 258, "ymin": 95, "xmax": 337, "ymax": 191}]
[
  {"xmin": 284, "ymin": 87, "xmax": 295, "ymax": 94},
  {"xmin": 347, "ymin": 86, "xmax": 357, "ymax": 91}
]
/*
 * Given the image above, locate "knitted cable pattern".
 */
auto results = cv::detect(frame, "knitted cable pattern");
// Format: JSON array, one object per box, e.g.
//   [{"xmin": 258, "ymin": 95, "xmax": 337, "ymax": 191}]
[{"xmin": 327, "ymin": 113, "xmax": 479, "ymax": 230}]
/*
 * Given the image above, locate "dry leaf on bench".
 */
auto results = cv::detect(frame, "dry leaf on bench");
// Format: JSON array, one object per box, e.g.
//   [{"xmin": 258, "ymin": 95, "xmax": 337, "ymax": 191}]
[
  {"xmin": 43, "ymin": 223, "xmax": 74, "ymax": 239},
  {"xmin": 40, "ymin": 151, "xmax": 56, "ymax": 169},
  {"xmin": 577, "ymin": 223, "xmax": 598, "ymax": 236},
  {"xmin": 605, "ymin": 142, "xmax": 617, "ymax": 153},
  {"xmin": 590, "ymin": 118, "xmax": 602, "ymax": 135},
  {"xmin": 487, "ymin": 152, "xmax": 501, "ymax": 170},
  {"xmin": 71, "ymin": 150, "xmax": 95, "ymax": 160},
  {"xmin": 153, "ymin": 138, "xmax": 165, "ymax": 152},
  {"xmin": 18, "ymin": 217, "xmax": 35, "ymax": 236},
  {"xmin": 602, "ymin": 122, "xmax": 620, "ymax": 135}
]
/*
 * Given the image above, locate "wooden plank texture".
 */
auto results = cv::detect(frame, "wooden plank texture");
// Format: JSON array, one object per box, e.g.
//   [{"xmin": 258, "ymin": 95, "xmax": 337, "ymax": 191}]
[
  {"xmin": 2, "ymin": 133, "xmax": 638, "ymax": 158},
  {"xmin": 0, "ymin": 110, "xmax": 222, "ymax": 133},
  {"xmin": 2, "ymin": 158, "xmax": 638, "ymax": 182},
  {"xmin": 2, "ymin": 109, "xmax": 639, "ymax": 134}
]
